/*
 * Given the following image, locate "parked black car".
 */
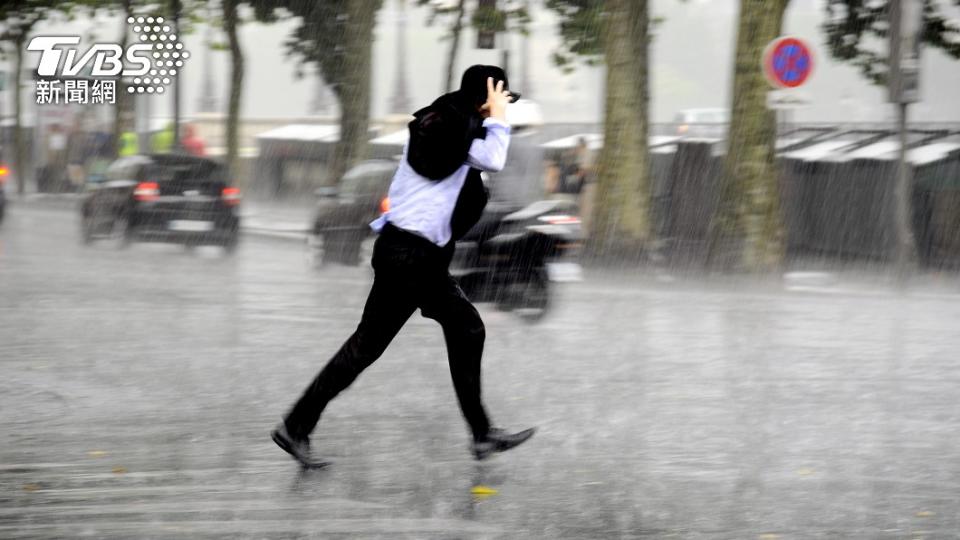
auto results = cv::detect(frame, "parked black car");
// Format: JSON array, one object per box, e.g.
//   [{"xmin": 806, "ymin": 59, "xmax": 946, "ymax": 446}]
[
  {"xmin": 80, "ymin": 154, "xmax": 241, "ymax": 251},
  {"xmin": 307, "ymin": 159, "xmax": 395, "ymax": 265}
]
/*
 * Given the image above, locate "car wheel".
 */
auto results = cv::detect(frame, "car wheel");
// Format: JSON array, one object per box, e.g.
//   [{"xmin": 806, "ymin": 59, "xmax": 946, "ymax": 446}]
[
  {"xmin": 223, "ymin": 231, "xmax": 239, "ymax": 254},
  {"xmin": 110, "ymin": 215, "xmax": 132, "ymax": 249},
  {"xmin": 306, "ymin": 233, "xmax": 325, "ymax": 268}
]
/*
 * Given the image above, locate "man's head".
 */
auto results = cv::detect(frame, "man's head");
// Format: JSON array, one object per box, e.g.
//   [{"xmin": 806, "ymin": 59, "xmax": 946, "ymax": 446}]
[{"xmin": 458, "ymin": 65, "xmax": 511, "ymax": 113}]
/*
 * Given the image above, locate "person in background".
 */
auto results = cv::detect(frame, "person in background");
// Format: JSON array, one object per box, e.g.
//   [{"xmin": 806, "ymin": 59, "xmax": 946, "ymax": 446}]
[
  {"xmin": 47, "ymin": 124, "xmax": 68, "ymax": 170},
  {"xmin": 41, "ymin": 123, "xmax": 69, "ymax": 192},
  {"xmin": 558, "ymin": 147, "xmax": 583, "ymax": 196},
  {"xmin": 118, "ymin": 130, "xmax": 139, "ymax": 157},
  {"xmin": 66, "ymin": 116, "xmax": 90, "ymax": 191},
  {"xmin": 180, "ymin": 123, "xmax": 206, "ymax": 157},
  {"xmin": 90, "ymin": 122, "xmax": 112, "ymax": 158},
  {"xmin": 572, "ymin": 136, "xmax": 596, "ymax": 235},
  {"xmin": 571, "ymin": 137, "xmax": 594, "ymax": 186},
  {"xmin": 151, "ymin": 122, "xmax": 175, "ymax": 153},
  {"xmin": 543, "ymin": 158, "xmax": 561, "ymax": 196},
  {"xmin": 87, "ymin": 132, "xmax": 116, "ymax": 184}
]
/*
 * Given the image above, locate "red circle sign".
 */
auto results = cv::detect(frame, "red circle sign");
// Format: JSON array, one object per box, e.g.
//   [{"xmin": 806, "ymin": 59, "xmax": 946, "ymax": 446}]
[{"xmin": 763, "ymin": 37, "xmax": 814, "ymax": 88}]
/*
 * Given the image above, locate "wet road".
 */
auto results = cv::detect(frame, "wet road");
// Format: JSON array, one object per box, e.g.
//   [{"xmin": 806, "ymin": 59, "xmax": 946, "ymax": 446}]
[{"xmin": 2, "ymin": 204, "xmax": 960, "ymax": 538}]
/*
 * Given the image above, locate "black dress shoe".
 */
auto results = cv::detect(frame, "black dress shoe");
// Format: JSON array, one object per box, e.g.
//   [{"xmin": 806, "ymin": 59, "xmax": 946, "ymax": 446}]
[
  {"xmin": 271, "ymin": 423, "xmax": 330, "ymax": 469},
  {"xmin": 472, "ymin": 427, "xmax": 536, "ymax": 460}
]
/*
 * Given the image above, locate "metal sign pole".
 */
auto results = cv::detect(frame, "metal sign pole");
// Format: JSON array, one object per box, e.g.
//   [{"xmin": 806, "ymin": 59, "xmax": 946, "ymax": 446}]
[
  {"xmin": 896, "ymin": 102, "xmax": 911, "ymax": 279},
  {"xmin": 889, "ymin": 0, "xmax": 922, "ymax": 281}
]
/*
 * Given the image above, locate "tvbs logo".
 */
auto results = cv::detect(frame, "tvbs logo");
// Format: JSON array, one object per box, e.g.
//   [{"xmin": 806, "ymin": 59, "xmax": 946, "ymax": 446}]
[
  {"xmin": 29, "ymin": 16, "xmax": 190, "ymax": 104},
  {"xmin": 30, "ymin": 36, "xmax": 153, "ymax": 78}
]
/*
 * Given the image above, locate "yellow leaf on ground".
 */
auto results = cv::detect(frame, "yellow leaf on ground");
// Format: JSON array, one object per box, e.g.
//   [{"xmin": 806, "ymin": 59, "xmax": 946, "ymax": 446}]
[
  {"xmin": 22, "ymin": 483, "xmax": 41, "ymax": 492},
  {"xmin": 87, "ymin": 450, "xmax": 108, "ymax": 458},
  {"xmin": 916, "ymin": 511, "xmax": 934, "ymax": 517},
  {"xmin": 471, "ymin": 485, "xmax": 498, "ymax": 496},
  {"xmin": 111, "ymin": 466, "xmax": 128, "ymax": 474}
]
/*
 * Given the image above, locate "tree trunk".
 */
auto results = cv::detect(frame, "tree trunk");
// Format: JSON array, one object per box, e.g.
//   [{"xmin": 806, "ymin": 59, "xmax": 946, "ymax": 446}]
[
  {"xmin": 589, "ymin": 0, "xmax": 652, "ymax": 261},
  {"xmin": 326, "ymin": 0, "xmax": 382, "ymax": 186},
  {"xmin": 112, "ymin": 0, "xmax": 134, "ymax": 158},
  {"xmin": 708, "ymin": 0, "xmax": 790, "ymax": 271},
  {"xmin": 223, "ymin": 0, "xmax": 243, "ymax": 176},
  {"xmin": 444, "ymin": 0, "xmax": 467, "ymax": 93},
  {"xmin": 13, "ymin": 32, "xmax": 26, "ymax": 196}
]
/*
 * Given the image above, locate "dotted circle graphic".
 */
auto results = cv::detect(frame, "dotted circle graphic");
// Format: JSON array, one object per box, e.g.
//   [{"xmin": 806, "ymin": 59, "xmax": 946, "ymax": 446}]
[{"xmin": 125, "ymin": 15, "xmax": 188, "ymax": 94}]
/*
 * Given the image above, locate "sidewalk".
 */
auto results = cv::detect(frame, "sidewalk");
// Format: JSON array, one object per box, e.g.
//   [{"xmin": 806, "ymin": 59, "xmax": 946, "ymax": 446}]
[{"xmin": 237, "ymin": 198, "xmax": 314, "ymax": 242}]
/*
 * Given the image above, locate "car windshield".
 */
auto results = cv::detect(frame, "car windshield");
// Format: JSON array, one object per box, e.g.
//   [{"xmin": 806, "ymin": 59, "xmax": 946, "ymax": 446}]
[
  {"xmin": 340, "ymin": 163, "xmax": 393, "ymax": 197},
  {"xmin": 145, "ymin": 160, "xmax": 227, "ymax": 184}
]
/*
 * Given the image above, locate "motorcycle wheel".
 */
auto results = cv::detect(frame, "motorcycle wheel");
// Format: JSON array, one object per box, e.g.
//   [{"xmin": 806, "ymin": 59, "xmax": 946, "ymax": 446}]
[
  {"xmin": 81, "ymin": 215, "xmax": 96, "ymax": 245},
  {"xmin": 512, "ymin": 270, "xmax": 550, "ymax": 323}
]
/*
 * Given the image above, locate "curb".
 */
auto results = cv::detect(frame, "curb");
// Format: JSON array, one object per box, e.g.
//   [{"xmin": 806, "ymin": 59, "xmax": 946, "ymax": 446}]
[
  {"xmin": 240, "ymin": 227, "xmax": 308, "ymax": 243},
  {"xmin": 10, "ymin": 194, "xmax": 311, "ymax": 244},
  {"xmin": 8, "ymin": 193, "xmax": 85, "ymax": 211}
]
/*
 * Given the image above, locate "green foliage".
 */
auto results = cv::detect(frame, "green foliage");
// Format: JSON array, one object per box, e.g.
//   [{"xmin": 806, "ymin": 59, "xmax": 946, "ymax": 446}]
[
  {"xmin": 270, "ymin": 0, "xmax": 357, "ymax": 91},
  {"xmin": 471, "ymin": 4, "xmax": 505, "ymax": 32},
  {"xmin": 0, "ymin": 0, "xmax": 68, "ymax": 52},
  {"xmin": 823, "ymin": 0, "xmax": 960, "ymax": 85},
  {"xmin": 246, "ymin": 0, "xmax": 284, "ymax": 23},
  {"xmin": 544, "ymin": 0, "xmax": 603, "ymax": 72},
  {"xmin": 545, "ymin": 1, "xmax": 664, "ymax": 73},
  {"xmin": 414, "ymin": 0, "xmax": 461, "ymax": 27},
  {"xmin": 417, "ymin": 0, "xmax": 529, "ymax": 38}
]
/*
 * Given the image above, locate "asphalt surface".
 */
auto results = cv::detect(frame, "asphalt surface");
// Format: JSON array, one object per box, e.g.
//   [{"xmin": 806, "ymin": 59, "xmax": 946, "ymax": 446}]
[{"xmin": 2, "ymin": 202, "xmax": 960, "ymax": 539}]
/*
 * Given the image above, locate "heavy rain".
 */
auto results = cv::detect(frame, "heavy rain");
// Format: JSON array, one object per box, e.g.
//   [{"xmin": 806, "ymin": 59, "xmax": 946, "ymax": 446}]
[{"xmin": 1, "ymin": 0, "xmax": 960, "ymax": 537}]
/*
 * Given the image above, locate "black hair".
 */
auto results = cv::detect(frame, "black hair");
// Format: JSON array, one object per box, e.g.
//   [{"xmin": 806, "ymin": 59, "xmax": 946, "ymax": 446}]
[{"xmin": 458, "ymin": 65, "xmax": 509, "ymax": 110}]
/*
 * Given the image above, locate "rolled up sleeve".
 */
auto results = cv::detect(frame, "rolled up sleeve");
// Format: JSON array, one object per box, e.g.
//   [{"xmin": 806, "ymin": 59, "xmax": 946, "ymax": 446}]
[{"xmin": 466, "ymin": 118, "xmax": 511, "ymax": 172}]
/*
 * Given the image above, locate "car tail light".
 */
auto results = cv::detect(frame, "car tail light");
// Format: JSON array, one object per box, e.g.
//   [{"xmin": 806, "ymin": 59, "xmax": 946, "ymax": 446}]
[
  {"xmin": 222, "ymin": 186, "xmax": 241, "ymax": 206},
  {"xmin": 134, "ymin": 181, "xmax": 160, "ymax": 201},
  {"xmin": 379, "ymin": 197, "xmax": 390, "ymax": 214},
  {"xmin": 538, "ymin": 214, "xmax": 581, "ymax": 225}
]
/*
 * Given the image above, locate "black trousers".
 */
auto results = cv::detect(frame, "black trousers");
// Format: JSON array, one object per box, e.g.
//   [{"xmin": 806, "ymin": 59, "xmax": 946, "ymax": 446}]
[{"xmin": 284, "ymin": 224, "xmax": 491, "ymax": 441}]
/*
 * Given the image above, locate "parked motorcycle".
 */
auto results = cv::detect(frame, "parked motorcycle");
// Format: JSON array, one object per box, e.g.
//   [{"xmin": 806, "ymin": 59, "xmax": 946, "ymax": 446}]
[
  {"xmin": 306, "ymin": 161, "xmax": 583, "ymax": 322},
  {"xmin": 450, "ymin": 198, "xmax": 583, "ymax": 323}
]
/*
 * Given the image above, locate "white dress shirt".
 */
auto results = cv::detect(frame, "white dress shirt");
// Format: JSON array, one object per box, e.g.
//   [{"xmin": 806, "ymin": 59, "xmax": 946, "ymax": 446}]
[{"xmin": 370, "ymin": 117, "xmax": 511, "ymax": 247}]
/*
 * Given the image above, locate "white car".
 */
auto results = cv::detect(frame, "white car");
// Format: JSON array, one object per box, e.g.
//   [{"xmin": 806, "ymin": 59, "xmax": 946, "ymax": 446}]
[{"xmin": 674, "ymin": 108, "xmax": 729, "ymax": 138}]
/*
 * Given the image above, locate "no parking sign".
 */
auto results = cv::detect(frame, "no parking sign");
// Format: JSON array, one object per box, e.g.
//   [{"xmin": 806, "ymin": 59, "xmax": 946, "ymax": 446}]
[{"xmin": 763, "ymin": 36, "xmax": 814, "ymax": 89}]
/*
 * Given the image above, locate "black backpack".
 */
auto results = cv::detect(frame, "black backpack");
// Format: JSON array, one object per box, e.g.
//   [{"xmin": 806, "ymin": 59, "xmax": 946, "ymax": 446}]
[{"xmin": 406, "ymin": 93, "xmax": 490, "ymax": 244}]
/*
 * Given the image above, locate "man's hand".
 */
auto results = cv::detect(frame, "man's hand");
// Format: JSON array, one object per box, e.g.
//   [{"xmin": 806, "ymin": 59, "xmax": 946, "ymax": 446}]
[{"xmin": 479, "ymin": 77, "xmax": 511, "ymax": 121}]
